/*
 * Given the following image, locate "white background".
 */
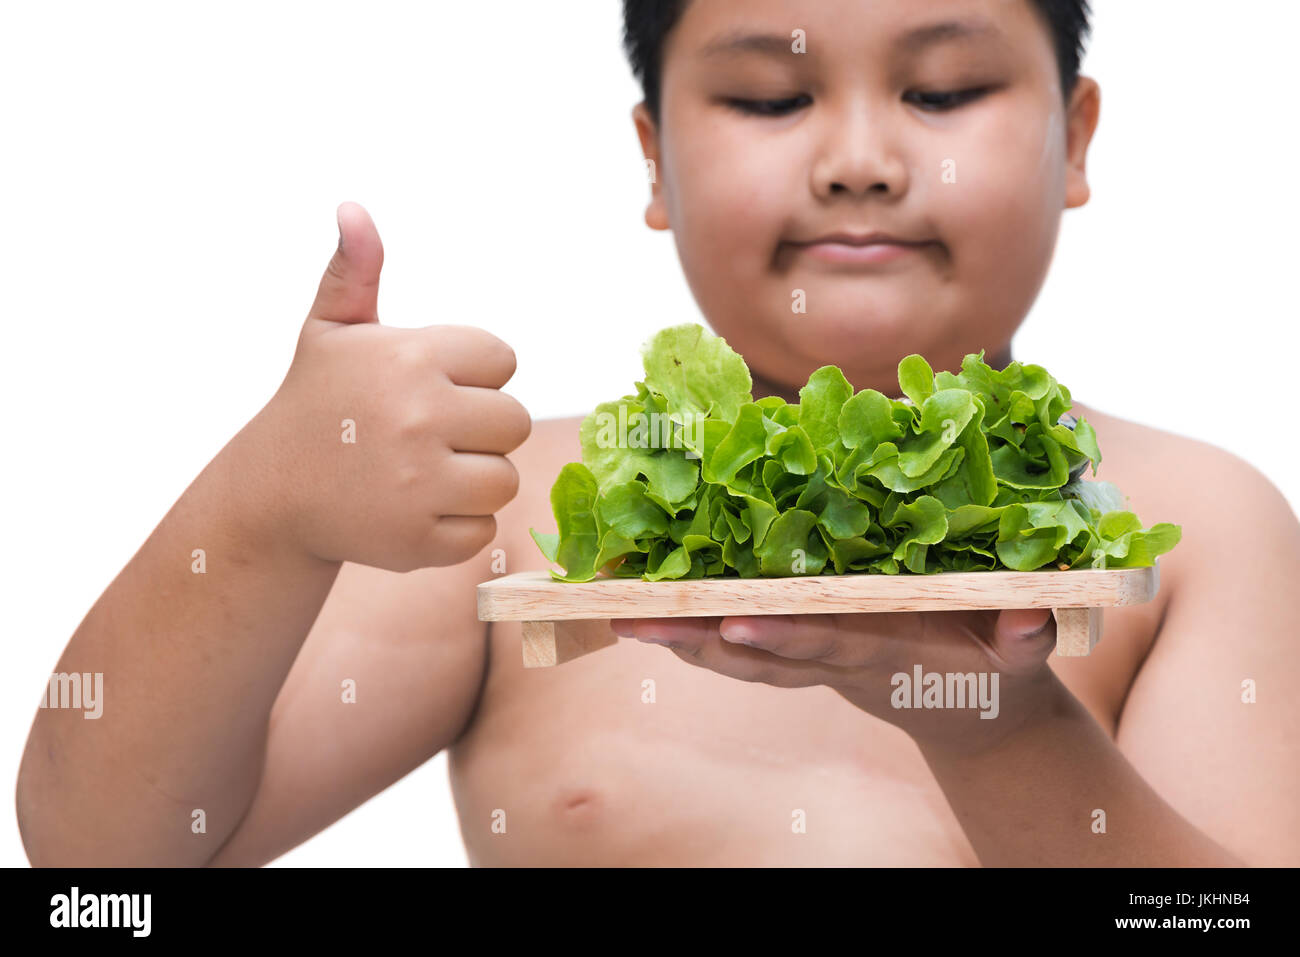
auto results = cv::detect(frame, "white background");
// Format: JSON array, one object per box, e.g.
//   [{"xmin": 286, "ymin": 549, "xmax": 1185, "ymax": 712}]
[{"xmin": 2, "ymin": 1, "xmax": 1297, "ymax": 867}]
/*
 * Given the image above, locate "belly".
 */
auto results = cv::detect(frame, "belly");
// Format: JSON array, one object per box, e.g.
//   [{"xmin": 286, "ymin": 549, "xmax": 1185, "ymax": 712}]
[{"xmin": 447, "ymin": 628, "xmax": 981, "ymax": 866}]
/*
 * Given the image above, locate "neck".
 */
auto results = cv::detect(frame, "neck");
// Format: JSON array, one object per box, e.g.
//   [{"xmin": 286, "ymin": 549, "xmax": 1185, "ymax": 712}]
[{"xmin": 749, "ymin": 343, "xmax": 1016, "ymax": 404}]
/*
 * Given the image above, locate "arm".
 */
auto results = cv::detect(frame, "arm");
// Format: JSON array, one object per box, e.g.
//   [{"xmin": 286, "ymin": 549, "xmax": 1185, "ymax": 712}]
[
  {"xmin": 917, "ymin": 678, "xmax": 1247, "ymax": 866},
  {"xmin": 16, "ymin": 416, "xmax": 342, "ymax": 866},
  {"xmin": 16, "ymin": 412, "xmax": 495, "ymax": 867},
  {"xmin": 917, "ymin": 454, "xmax": 1300, "ymax": 866},
  {"xmin": 203, "ymin": 557, "xmax": 489, "ymax": 867}
]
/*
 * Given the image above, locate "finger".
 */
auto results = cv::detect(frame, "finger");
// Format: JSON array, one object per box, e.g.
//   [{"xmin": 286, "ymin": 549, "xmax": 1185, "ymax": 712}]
[
  {"xmin": 610, "ymin": 616, "xmax": 719, "ymax": 647},
  {"xmin": 425, "ymin": 325, "xmax": 517, "ymax": 388},
  {"xmin": 441, "ymin": 387, "xmax": 532, "ymax": 453},
  {"xmin": 719, "ymin": 614, "xmax": 846, "ymax": 663},
  {"xmin": 718, "ymin": 612, "xmax": 914, "ymax": 666},
  {"xmin": 307, "ymin": 201, "xmax": 384, "ymax": 324},
  {"xmin": 421, "ymin": 514, "xmax": 496, "ymax": 563},
  {"xmin": 670, "ymin": 632, "xmax": 847, "ymax": 689},
  {"xmin": 999, "ymin": 608, "xmax": 1053, "ymax": 636},
  {"xmin": 441, "ymin": 452, "xmax": 520, "ymax": 514},
  {"xmin": 612, "ymin": 616, "xmax": 848, "ymax": 689},
  {"xmin": 989, "ymin": 608, "xmax": 1057, "ymax": 672}
]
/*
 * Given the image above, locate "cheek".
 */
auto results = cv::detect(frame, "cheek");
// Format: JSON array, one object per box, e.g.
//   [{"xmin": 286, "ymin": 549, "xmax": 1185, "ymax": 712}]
[
  {"xmin": 666, "ymin": 117, "xmax": 790, "ymax": 266},
  {"xmin": 937, "ymin": 106, "xmax": 1064, "ymax": 267}
]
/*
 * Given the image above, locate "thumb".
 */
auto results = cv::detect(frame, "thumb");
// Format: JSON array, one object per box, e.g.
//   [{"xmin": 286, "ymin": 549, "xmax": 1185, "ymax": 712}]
[
  {"xmin": 306, "ymin": 201, "xmax": 384, "ymax": 324},
  {"xmin": 990, "ymin": 608, "xmax": 1057, "ymax": 671}
]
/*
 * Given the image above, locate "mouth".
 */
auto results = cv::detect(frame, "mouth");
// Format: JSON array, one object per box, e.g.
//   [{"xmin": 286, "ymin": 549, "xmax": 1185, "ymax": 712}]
[{"xmin": 784, "ymin": 232, "xmax": 936, "ymax": 267}]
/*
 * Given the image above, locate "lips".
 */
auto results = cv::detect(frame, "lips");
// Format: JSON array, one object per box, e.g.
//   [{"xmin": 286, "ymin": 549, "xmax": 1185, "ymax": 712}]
[
  {"xmin": 799, "ymin": 231, "xmax": 929, "ymax": 247},
  {"xmin": 793, "ymin": 239, "xmax": 931, "ymax": 265},
  {"xmin": 787, "ymin": 231, "xmax": 935, "ymax": 266}
]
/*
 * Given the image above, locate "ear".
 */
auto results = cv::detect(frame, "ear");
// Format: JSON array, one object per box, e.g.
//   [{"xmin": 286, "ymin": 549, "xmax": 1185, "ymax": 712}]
[
  {"xmin": 632, "ymin": 101, "xmax": 670, "ymax": 231},
  {"xmin": 1063, "ymin": 76, "xmax": 1100, "ymax": 209}
]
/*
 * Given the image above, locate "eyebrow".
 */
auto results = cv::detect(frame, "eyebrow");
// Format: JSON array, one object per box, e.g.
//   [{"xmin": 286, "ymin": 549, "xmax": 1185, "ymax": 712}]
[{"xmin": 697, "ymin": 18, "xmax": 1006, "ymax": 60}]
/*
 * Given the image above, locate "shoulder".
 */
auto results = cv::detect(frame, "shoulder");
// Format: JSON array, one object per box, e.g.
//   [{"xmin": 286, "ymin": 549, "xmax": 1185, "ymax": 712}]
[
  {"xmin": 1073, "ymin": 402, "xmax": 1273, "ymax": 491},
  {"xmin": 1068, "ymin": 403, "xmax": 1299, "ymax": 600}
]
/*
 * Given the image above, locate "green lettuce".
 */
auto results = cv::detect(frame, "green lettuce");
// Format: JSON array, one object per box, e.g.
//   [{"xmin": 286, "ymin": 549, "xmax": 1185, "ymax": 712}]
[{"xmin": 530, "ymin": 324, "xmax": 1180, "ymax": 581}]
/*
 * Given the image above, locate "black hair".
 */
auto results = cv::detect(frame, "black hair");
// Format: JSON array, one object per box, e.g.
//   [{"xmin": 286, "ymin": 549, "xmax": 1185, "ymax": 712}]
[{"xmin": 623, "ymin": 0, "xmax": 1092, "ymax": 124}]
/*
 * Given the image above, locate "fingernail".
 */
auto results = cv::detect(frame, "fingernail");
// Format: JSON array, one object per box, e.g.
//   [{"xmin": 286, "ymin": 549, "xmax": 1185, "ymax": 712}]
[
  {"xmin": 637, "ymin": 635, "xmax": 679, "ymax": 648},
  {"xmin": 720, "ymin": 624, "xmax": 755, "ymax": 645}
]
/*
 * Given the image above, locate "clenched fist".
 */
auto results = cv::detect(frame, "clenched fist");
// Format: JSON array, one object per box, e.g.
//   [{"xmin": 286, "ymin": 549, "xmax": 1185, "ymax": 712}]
[{"xmin": 256, "ymin": 202, "xmax": 530, "ymax": 572}]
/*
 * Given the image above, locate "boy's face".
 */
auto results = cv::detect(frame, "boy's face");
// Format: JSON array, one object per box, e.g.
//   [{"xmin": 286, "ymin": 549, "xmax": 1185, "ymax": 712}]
[{"xmin": 634, "ymin": 0, "xmax": 1099, "ymax": 398}]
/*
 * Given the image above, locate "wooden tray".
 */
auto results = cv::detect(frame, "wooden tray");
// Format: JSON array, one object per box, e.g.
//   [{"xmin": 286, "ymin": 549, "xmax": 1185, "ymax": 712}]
[{"xmin": 477, "ymin": 563, "xmax": 1160, "ymax": 668}]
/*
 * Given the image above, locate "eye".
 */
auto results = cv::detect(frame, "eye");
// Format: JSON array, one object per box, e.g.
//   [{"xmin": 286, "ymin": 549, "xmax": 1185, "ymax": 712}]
[
  {"xmin": 905, "ymin": 87, "xmax": 991, "ymax": 112},
  {"xmin": 725, "ymin": 94, "xmax": 812, "ymax": 117}
]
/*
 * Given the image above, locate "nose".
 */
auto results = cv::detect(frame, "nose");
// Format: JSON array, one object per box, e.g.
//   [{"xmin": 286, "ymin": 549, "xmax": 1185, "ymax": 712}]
[{"xmin": 810, "ymin": 96, "xmax": 910, "ymax": 199}]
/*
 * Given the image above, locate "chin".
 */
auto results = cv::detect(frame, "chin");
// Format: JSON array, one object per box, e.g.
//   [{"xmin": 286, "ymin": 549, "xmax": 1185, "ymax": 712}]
[{"xmin": 782, "ymin": 310, "xmax": 943, "ymax": 369}]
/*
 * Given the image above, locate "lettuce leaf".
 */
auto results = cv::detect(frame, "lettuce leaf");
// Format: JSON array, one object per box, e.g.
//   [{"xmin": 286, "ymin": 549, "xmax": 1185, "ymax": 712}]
[{"xmin": 530, "ymin": 324, "xmax": 1181, "ymax": 580}]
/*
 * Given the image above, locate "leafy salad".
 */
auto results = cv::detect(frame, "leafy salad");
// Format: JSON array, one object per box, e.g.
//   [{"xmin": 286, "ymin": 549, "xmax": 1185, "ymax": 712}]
[{"xmin": 530, "ymin": 324, "xmax": 1180, "ymax": 582}]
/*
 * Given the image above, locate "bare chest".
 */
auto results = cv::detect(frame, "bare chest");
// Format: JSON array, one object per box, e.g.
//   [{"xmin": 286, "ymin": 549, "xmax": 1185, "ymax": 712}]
[{"xmin": 446, "ymin": 612, "xmax": 1147, "ymax": 866}]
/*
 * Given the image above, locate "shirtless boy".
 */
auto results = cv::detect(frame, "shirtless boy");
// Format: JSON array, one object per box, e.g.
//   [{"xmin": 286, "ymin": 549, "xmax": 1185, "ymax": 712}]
[{"xmin": 18, "ymin": 0, "xmax": 1300, "ymax": 867}]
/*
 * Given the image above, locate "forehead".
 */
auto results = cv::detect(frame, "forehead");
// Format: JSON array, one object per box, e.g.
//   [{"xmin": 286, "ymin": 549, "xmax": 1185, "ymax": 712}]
[{"xmin": 667, "ymin": 0, "xmax": 1049, "ymax": 67}]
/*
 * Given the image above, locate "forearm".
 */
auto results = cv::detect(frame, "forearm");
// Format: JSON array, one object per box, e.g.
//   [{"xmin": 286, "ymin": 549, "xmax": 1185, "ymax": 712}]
[
  {"xmin": 916, "ymin": 673, "xmax": 1245, "ymax": 867},
  {"xmin": 17, "ymin": 411, "xmax": 342, "ymax": 866}
]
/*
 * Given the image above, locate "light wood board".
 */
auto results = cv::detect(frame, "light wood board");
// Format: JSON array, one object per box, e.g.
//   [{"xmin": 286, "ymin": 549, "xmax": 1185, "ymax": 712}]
[{"xmin": 478, "ymin": 564, "xmax": 1159, "ymax": 668}]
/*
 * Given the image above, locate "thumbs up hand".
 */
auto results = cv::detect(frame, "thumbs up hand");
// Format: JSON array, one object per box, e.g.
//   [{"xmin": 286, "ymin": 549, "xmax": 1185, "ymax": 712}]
[{"xmin": 259, "ymin": 202, "xmax": 530, "ymax": 572}]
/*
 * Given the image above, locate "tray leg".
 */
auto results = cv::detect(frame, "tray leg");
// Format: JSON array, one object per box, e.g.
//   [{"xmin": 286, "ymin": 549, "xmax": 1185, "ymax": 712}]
[
  {"xmin": 1052, "ymin": 607, "xmax": 1102, "ymax": 657},
  {"xmin": 521, "ymin": 619, "xmax": 619, "ymax": 669}
]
